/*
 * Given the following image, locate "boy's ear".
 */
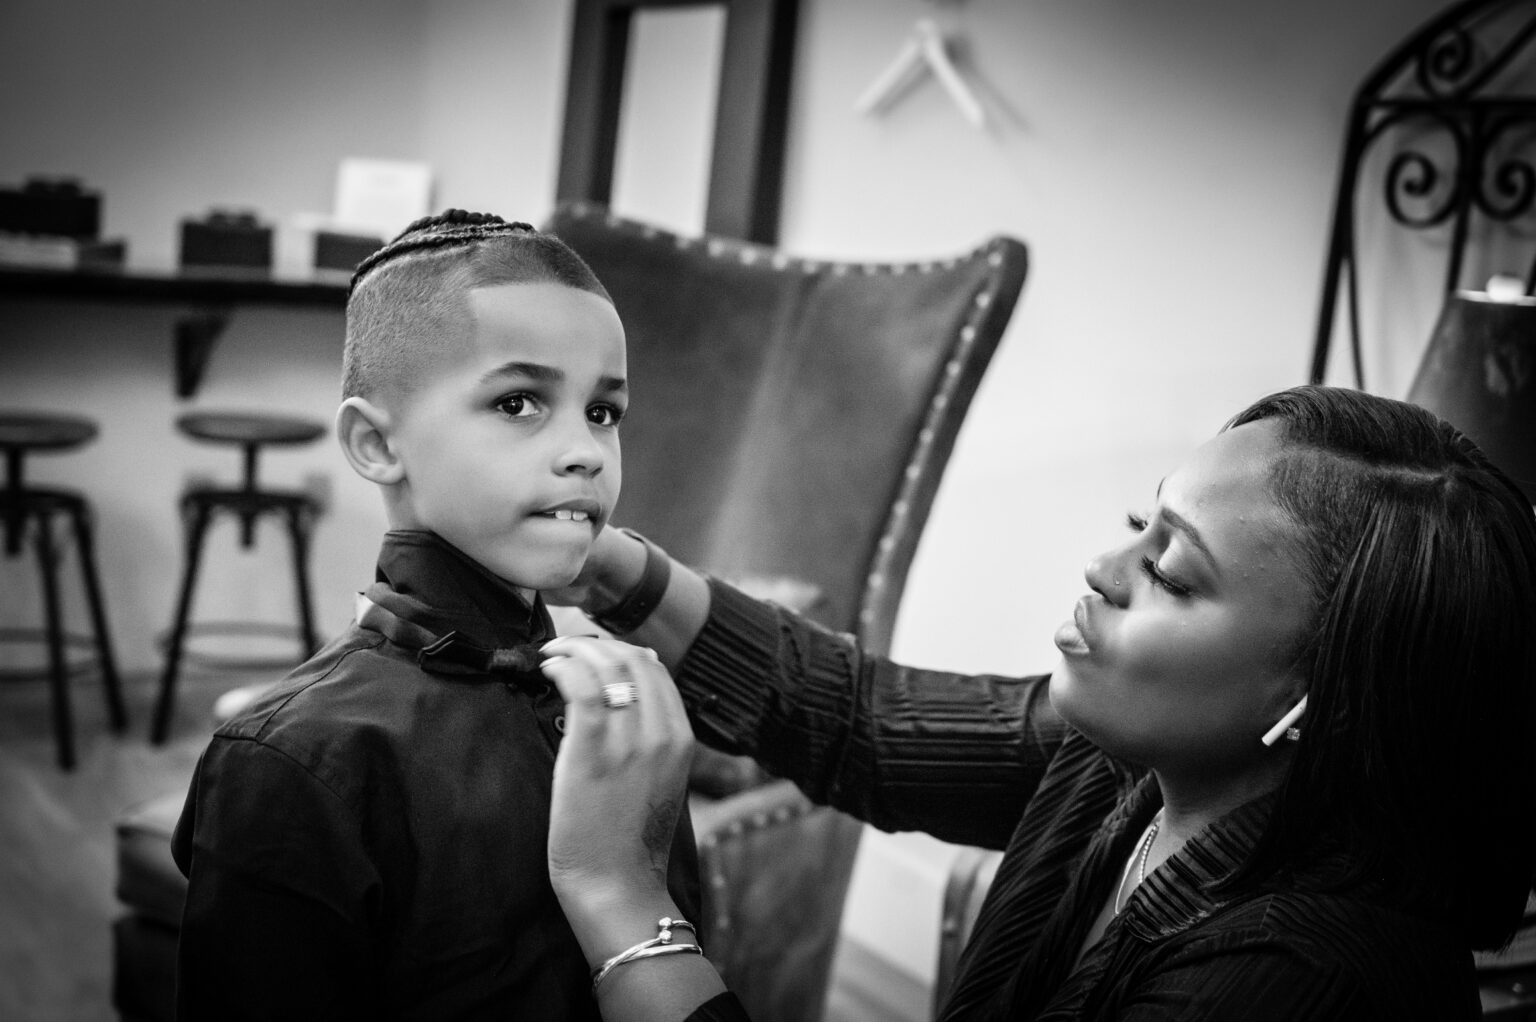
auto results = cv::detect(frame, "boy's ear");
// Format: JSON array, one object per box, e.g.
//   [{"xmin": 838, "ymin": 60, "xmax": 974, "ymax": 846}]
[{"xmin": 336, "ymin": 397, "xmax": 406, "ymax": 485}]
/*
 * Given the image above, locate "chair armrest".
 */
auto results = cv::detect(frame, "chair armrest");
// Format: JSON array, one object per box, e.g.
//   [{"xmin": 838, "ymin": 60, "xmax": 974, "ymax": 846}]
[
  {"xmin": 689, "ymin": 778, "xmax": 863, "ymax": 1022},
  {"xmin": 932, "ymin": 845, "xmax": 1004, "ymax": 1019}
]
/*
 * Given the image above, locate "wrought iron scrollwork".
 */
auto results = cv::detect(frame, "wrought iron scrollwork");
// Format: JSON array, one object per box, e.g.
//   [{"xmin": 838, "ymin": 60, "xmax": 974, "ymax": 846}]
[
  {"xmin": 1475, "ymin": 116, "xmax": 1536, "ymax": 221},
  {"xmin": 1311, "ymin": 0, "xmax": 1536, "ymax": 387},
  {"xmin": 1419, "ymin": 23, "xmax": 1481, "ymax": 96},
  {"xmin": 1377, "ymin": 112, "xmax": 1467, "ymax": 228}
]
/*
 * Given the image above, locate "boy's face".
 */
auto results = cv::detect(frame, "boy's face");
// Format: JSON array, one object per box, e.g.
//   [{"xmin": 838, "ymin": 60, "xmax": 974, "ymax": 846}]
[{"xmin": 386, "ymin": 281, "xmax": 626, "ymax": 591}]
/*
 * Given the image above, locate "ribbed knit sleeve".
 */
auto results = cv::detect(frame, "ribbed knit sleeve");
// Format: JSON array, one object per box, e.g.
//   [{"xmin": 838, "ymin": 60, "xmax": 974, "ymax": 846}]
[
  {"xmin": 681, "ymin": 991, "xmax": 752, "ymax": 1022},
  {"xmin": 674, "ymin": 577, "xmax": 1066, "ymax": 848}
]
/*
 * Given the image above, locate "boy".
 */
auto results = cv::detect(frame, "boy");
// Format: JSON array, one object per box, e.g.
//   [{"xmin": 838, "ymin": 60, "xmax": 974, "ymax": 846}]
[{"xmin": 171, "ymin": 210, "xmax": 701, "ymax": 1020}]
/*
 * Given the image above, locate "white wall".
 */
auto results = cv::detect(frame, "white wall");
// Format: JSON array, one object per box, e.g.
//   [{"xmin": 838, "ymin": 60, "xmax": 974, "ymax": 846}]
[
  {"xmin": 1, "ymin": 0, "xmax": 430, "ymax": 667},
  {"xmin": 1, "ymin": 0, "xmax": 1449, "ymax": 1002}
]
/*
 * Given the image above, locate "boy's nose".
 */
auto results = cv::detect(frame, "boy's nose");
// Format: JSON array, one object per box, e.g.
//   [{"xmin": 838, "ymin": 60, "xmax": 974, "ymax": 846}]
[
  {"xmin": 561, "ymin": 455, "xmax": 602, "ymax": 477},
  {"xmin": 554, "ymin": 418, "xmax": 605, "ymax": 478}
]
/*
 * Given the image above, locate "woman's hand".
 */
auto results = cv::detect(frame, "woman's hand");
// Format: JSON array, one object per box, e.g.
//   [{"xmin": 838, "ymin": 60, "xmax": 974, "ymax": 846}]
[
  {"xmin": 541, "ymin": 636, "xmax": 695, "ymax": 926},
  {"xmin": 541, "ymin": 636, "xmax": 734, "ymax": 1019}
]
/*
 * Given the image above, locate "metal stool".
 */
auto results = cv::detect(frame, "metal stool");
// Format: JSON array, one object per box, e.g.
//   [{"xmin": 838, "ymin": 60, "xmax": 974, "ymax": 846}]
[
  {"xmin": 151, "ymin": 411, "xmax": 326, "ymax": 744},
  {"xmin": 0, "ymin": 412, "xmax": 127, "ymax": 770}
]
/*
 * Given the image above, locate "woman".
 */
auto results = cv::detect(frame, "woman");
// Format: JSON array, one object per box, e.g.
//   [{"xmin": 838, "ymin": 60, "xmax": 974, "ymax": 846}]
[{"xmin": 540, "ymin": 385, "xmax": 1536, "ymax": 1021}]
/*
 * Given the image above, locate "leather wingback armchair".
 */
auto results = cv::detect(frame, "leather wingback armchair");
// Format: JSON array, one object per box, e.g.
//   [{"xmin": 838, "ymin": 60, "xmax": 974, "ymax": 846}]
[
  {"xmin": 546, "ymin": 203, "xmax": 1026, "ymax": 1021},
  {"xmin": 111, "ymin": 204, "xmax": 1027, "ymax": 1022}
]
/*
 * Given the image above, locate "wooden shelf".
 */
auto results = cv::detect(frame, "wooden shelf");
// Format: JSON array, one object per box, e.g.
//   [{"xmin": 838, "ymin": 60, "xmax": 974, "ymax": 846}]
[
  {"xmin": 0, "ymin": 263, "xmax": 349, "ymax": 397},
  {"xmin": 0, "ymin": 262, "xmax": 349, "ymax": 307}
]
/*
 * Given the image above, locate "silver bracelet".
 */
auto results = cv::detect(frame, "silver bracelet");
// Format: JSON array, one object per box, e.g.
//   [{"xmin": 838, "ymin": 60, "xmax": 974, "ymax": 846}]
[{"xmin": 590, "ymin": 917, "xmax": 703, "ymax": 992}]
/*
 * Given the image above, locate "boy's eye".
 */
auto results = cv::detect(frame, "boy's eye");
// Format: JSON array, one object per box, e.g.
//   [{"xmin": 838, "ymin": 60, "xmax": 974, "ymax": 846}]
[
  {"xmin": 494, "ymin": 393, "xmax": 541, "ymax": 418},
  {"xmin": 587, "ymin": 403, "xmax": 624, "ymax": 427}
]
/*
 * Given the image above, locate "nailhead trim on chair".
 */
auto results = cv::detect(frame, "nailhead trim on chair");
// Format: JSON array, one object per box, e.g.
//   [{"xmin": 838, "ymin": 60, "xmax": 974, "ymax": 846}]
[
  {"xmin": 694, "ymin": 796, "xmax": 819, "ymax": 941},
  {"xmin": 558, "ymin": 202, "xmax": 1015, "ymax": 647}
]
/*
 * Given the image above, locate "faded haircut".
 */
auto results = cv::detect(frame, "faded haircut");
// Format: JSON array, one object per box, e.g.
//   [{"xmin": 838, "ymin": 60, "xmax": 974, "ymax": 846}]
[{"xmin": 342, "ymin": 209, "xmax": 610, "ymax": 401}]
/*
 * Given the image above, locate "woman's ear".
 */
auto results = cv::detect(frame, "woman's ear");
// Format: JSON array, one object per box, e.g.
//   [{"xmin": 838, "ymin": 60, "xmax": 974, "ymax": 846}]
[{"xmin": 336, "ymin": 397, "xmax": 405, "ymax": 485}]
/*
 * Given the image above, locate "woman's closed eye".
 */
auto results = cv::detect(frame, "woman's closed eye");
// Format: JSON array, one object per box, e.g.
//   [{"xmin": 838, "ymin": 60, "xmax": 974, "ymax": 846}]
[
  {"xmin": 1125, "ymin": 511, "xmax": 1194, "ymax": 597},
  {"xmin": 1140, "ymin": 556, "xmax": 1192, "ymax": 597}
]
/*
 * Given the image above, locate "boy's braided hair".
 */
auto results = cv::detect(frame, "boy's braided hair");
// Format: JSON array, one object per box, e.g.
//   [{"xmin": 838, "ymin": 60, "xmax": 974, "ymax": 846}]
[
  {"xmin": 343, "ymin": 209, "xmax": 610, "ymax": 400},
  {"xmin": 348, "ymin": 209, "xmax": 537, "ymax": 296}
]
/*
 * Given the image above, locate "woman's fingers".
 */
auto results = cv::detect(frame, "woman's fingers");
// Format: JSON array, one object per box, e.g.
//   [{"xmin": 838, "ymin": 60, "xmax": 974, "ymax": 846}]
[
  {"xmin": 542, "ymin": 637, "xmax": 682, "ymax": 757},
  {"xmin": 541, "ymin": 635, "xmax": 696, "ymax": 900},
  {"xmin": 544, "ymin": 637, "xmax": 676, "ymax": 712}
]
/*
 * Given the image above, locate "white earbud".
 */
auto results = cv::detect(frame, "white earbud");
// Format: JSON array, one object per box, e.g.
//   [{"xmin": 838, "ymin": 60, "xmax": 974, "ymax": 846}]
[{"xmin": 1261, "ymin": 694, "xmax": 1308, "ymax": 746}]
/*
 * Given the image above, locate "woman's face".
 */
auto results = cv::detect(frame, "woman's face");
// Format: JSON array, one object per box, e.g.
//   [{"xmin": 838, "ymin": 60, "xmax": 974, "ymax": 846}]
[{"xmin": 1050, "ymin": 419, "xmax": 1314, "ymax": 781}]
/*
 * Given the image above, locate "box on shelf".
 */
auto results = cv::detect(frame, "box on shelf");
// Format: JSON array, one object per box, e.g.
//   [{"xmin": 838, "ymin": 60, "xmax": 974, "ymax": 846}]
[
  {"xmin": 0, "ymin": 177, "xmax": 102, "ymax": 239},
  {"xmin": 0, "ymin": 233, "xmax": 125, "ymax": 270},
  {"xmin": 179, "ymin": 210, "xmax": 273, "ymax": 269},
  {"xmin": 314, "ymin": 229, "xmax": 382, "ymax": 273}
]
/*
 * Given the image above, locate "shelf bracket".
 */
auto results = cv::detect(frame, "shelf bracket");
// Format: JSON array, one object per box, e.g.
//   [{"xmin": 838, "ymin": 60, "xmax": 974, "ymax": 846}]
[{"xmin": 174, "ymin": 308, "xmax": 232, "ymax": 398}]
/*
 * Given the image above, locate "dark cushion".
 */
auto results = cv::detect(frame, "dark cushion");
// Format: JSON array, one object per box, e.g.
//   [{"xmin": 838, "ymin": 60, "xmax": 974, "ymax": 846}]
[
  {"xmin": 112, "ymin": 914, "xmax": 178, "ymax": 1022},
  {"xmin": 115, "ymin": 790, "xmax": 189, "ymax": 929}
]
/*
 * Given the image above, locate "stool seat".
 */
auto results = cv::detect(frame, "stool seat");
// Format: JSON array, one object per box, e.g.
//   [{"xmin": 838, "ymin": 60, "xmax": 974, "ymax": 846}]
[
  {"xmin": 176, "ymin": 411, "xmax": 325, "ymax": 447},
  {"xmin": 0, "ymin": 413, "xmax": 99, "ymax": 453}
]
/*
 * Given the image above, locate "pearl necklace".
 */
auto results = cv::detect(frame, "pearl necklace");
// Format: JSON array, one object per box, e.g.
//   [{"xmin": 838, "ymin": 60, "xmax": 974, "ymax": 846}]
[{"xmin": 1113, "ymin": 812, "xmax": 1161, "ymax": 916}]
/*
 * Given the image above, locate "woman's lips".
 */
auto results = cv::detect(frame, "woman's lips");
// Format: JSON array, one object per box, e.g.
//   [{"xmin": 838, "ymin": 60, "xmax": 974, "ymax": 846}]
[{"xmin": 1053, "ymin": 597, "xmax": 1091, "ymax": 656}]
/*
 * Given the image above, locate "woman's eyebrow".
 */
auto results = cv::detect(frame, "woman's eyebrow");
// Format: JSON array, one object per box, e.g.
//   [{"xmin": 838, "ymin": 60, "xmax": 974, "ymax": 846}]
[
  {"xmin": 1152, "ymin": 478, "xmax": 1215, "ymax": 566},
  {"xmin": 1162, "ymin": 506, "xmax": 1215, "ymax": 565}
]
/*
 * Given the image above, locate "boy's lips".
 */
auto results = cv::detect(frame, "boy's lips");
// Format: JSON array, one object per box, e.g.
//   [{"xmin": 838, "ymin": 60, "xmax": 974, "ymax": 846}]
[{"xmin": 533, "ymin": 498, "xmax": 603, "ymax": 524}]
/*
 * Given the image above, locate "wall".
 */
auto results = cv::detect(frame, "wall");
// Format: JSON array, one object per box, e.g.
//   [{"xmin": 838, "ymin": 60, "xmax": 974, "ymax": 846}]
[
  {"xmin": 771, "ymin": 0, "xmax": 1445, "ymax": 993},
  {"xmin": 0, "ymin": 0, "xmax": 1449, "ymax": 1006},
  {"xmin": 2, "ymin": 0, "xmax": 428, "ymax": 669}
]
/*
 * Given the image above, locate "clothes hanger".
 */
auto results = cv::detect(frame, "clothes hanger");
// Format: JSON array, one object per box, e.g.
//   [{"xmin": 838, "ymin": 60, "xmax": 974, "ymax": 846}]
[{"xmin": 853, "ymin": 17, "xmax": 985, "ymax": 128}]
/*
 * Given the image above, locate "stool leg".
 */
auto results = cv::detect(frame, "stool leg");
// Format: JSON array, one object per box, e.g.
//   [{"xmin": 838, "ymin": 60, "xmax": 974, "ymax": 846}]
[
  {"xmin": 3, "ymin": 450, "xmax": 23, "ymax": 555},
  {"xmin": 34, "ymin": 513, "xmax": 75, "ymax": 770},
  {"xmin": 288, "ymin": 503, "xmax": 318, "ymax": 655},
  {"xmin": 70, "ymin": 499, "xmax": 128, "ymax": 733},
  {"xmin": 153, "ymin": 499, "xmax": 211, "ymax": 745}
]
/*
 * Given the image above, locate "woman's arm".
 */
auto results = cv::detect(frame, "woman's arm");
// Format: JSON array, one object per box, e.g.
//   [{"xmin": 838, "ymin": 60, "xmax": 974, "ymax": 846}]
[
  {"xmin": 565, "ymin": 526, "xmax": 712, "ymax": 670},
  {"xmin": 555, "ymin": 526, "xmax": 1063, "ymax": 848},
  {"xmin": 541, "ymin": 635, "xmax": 749, "ymax": 1022}
]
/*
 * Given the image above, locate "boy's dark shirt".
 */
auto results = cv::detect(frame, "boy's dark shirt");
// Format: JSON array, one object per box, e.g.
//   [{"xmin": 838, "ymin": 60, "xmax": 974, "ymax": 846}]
[{"xmin": 171, "ymin": 530, "xmax": 702, "ymax": 1021}]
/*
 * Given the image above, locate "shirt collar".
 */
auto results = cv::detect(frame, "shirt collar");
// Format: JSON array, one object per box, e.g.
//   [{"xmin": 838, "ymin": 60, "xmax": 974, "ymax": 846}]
[
  {"xmin": 1118, "ymin": 780, "xmax": 1276, "ymax": 940},
  {"xmin": 360, "ymin": 531, "xmax": 553, "ymax": 678}
]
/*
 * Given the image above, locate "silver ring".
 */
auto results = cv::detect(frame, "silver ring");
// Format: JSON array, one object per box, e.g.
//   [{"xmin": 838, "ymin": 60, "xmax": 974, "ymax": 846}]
[{"xmin": 601, "ymin": 680, "xmax": 639, "ymax": 709}]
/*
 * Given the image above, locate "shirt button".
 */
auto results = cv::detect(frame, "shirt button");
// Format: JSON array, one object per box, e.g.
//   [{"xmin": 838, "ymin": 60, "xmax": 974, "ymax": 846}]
[{"xmin": 554, "ymin": 715, "xmax": 566, "ymax": 734}]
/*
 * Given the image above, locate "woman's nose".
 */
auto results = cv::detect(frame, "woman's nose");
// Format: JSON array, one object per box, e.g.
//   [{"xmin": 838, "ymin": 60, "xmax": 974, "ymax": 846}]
[{"xmin": 1084, "ymin": 546, "xmax": 1131, "ymax": 605}]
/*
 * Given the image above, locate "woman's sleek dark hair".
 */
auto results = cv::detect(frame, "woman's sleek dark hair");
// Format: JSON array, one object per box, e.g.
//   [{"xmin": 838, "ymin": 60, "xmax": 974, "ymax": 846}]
[{"xmin": 1228, "ymin": 385, "xmax": 1536, "ymax": 948}]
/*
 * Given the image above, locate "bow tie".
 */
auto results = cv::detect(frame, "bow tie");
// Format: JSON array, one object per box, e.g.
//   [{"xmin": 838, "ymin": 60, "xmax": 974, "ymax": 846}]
[{"xmin": 355, "ymin": 593, "xmax": 546, "ymax": 681}]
